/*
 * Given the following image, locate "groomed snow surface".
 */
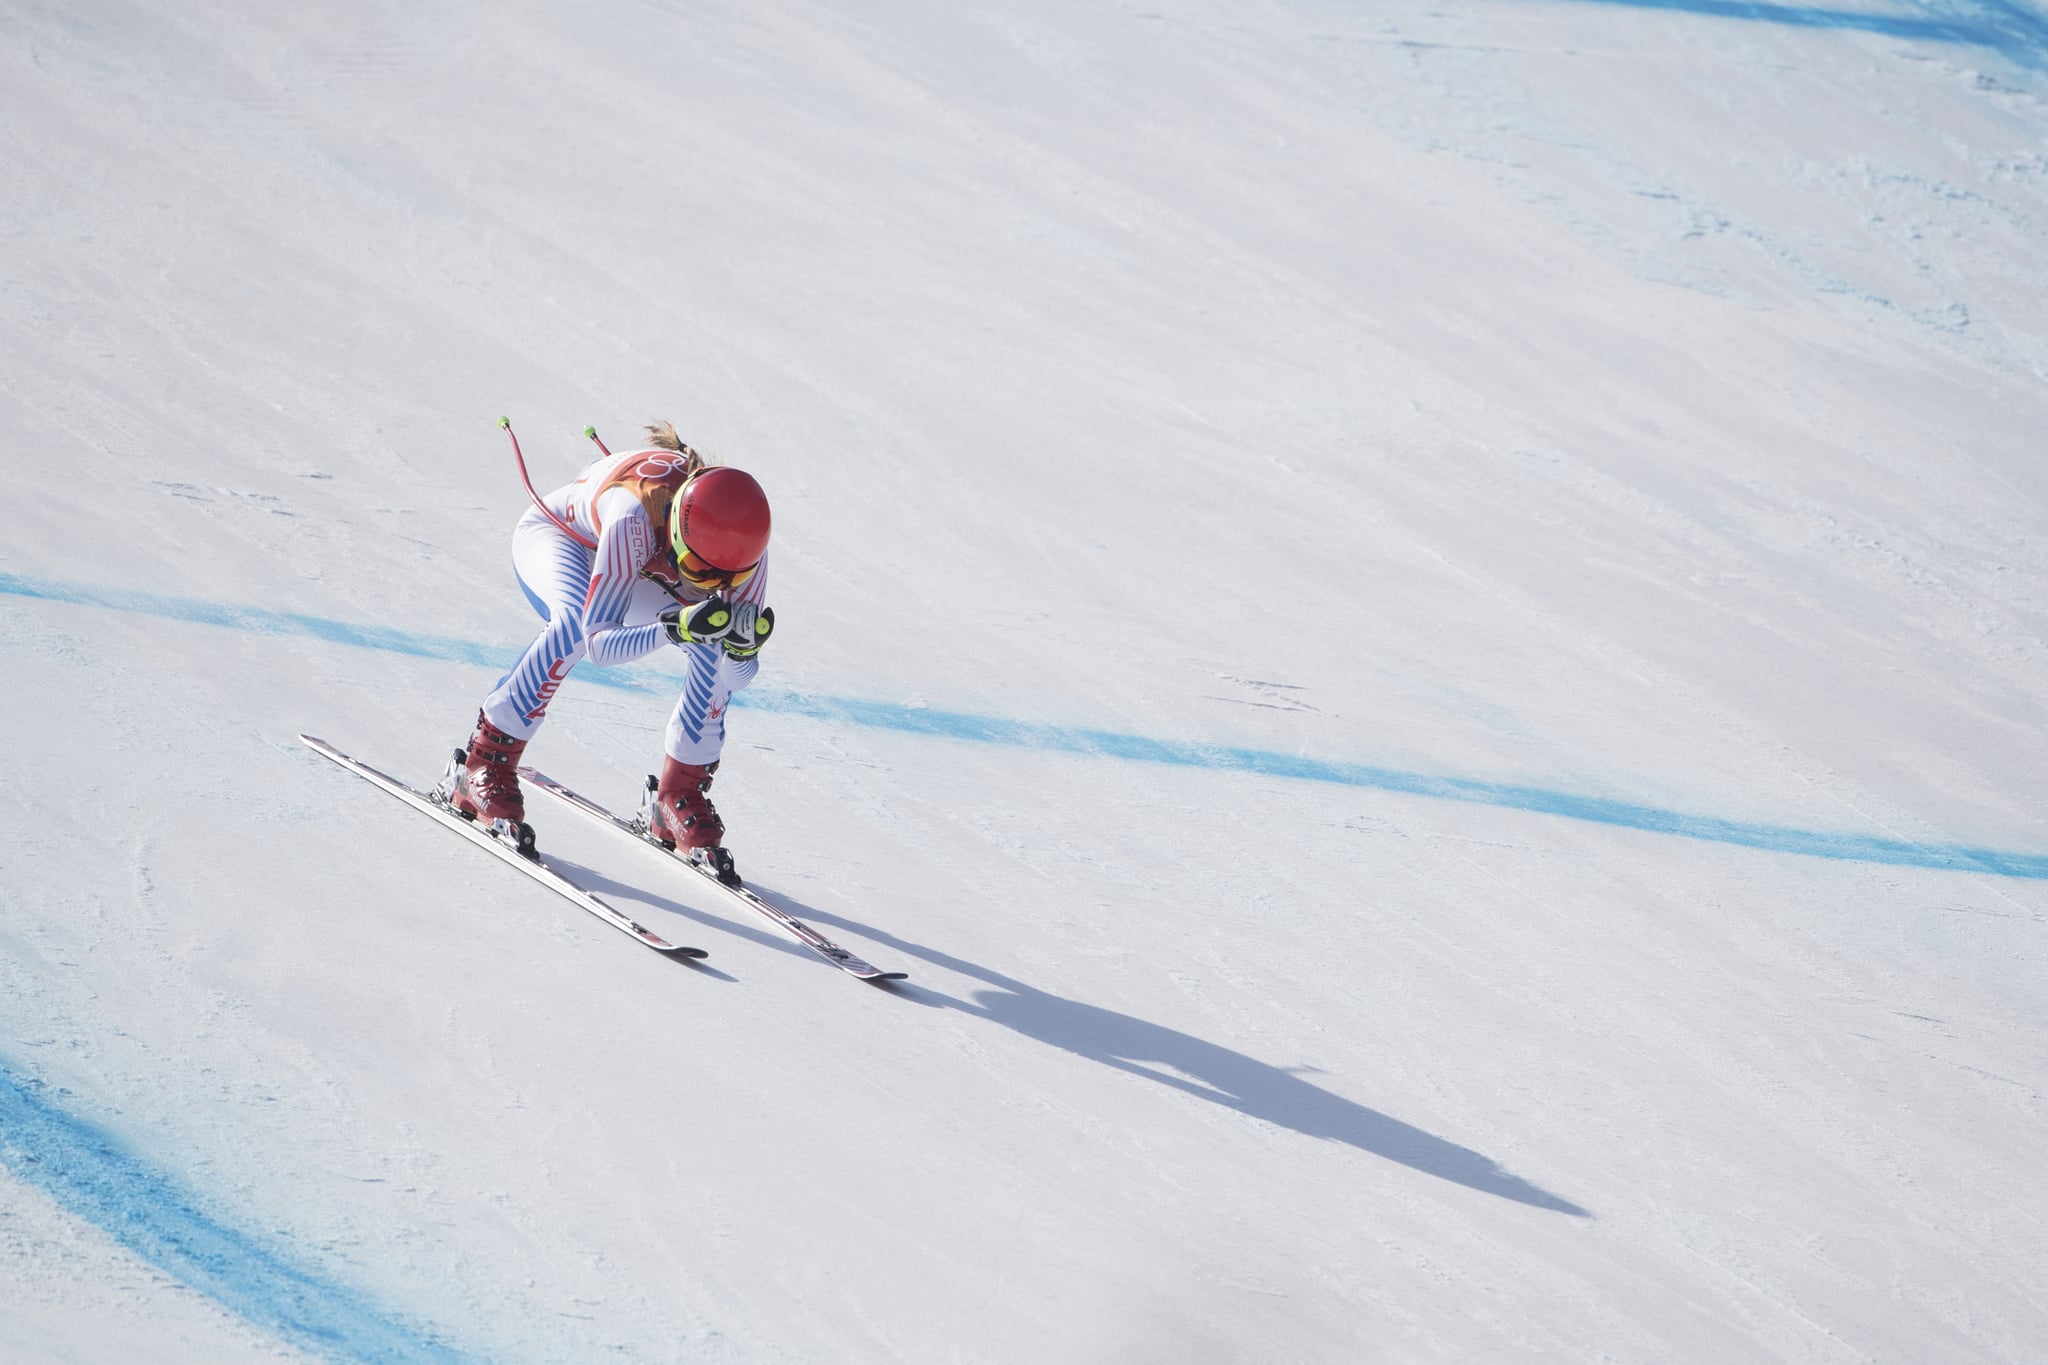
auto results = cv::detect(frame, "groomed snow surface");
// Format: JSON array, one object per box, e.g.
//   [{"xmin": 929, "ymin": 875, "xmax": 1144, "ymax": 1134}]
[{"xmin": 3, "ymin": 0, "xmax": 2046, "ymax": 1360}]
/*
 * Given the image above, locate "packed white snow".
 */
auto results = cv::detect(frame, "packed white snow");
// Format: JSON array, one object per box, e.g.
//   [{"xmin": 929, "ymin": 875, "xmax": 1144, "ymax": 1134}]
[{"xmin": 2, "ymin": 0, "xmax": 2045, "ymax": 1360}]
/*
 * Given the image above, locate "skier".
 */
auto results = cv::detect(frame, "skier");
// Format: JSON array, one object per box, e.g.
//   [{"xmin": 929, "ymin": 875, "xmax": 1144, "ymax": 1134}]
[{"xmin": 444, "ymin": 420, "xmax": 773, "ymax": 856}]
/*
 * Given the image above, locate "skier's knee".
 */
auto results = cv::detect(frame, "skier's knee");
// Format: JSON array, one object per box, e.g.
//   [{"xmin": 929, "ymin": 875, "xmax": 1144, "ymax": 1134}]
[{"xmin": 549, "ymin": 607, "xmax": 588, "ymax": 649}]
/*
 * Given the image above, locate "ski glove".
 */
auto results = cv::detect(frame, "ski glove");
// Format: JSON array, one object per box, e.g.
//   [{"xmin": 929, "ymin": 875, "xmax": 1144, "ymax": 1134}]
[
  {"xmin": 722, "ymin": 605, "xmax": 774, "ymax": 661},
  {"xmin": 661, "ymin": 598, "xmax": 774, "ymax": 660},
  {"xmin": 662, "ymin": 597, "xmax": 738, "ymax": 647}
]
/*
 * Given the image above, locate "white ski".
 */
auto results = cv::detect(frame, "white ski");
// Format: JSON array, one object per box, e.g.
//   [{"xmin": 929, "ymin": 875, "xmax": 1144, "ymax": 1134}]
[
  {"xmin": 519, "ymin": 766, "xmax": 907, "ymax": 982},
  {"xmin": 299, "ymin": 735, "xmax": 708, "ymax": 959}
]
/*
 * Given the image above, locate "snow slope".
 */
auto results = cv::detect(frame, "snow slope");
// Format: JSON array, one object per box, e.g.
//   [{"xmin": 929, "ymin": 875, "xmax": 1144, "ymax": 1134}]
[{"xmin": 3, "ymin": 0, "xmax": 2046, "ymax": 1360}]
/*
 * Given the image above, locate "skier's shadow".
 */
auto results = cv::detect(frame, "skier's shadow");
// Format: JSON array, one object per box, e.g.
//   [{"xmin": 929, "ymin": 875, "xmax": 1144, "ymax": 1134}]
[
  {"xmin": 561, "ymin": 859, "xmax": 797, "ymax": 977},
  {"xmin": 765, "ymin": 893, "xmax": 1589, "ymax": 1217}
]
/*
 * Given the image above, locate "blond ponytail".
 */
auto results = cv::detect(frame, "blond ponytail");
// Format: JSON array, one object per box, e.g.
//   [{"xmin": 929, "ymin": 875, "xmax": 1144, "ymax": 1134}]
[{"xmin": 644, "ymin": 419, "xmax": 711, "ymax": 477}]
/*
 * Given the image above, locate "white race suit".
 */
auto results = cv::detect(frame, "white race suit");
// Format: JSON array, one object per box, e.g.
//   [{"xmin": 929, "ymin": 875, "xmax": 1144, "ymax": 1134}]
[{"xmin": 478, "ymin": 446, "xmax": 768, "ymax": 767}]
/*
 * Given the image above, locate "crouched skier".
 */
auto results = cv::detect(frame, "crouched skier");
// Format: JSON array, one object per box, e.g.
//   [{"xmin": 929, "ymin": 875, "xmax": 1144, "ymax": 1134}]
[{"xmin": 444, "ymin": 420, "xmax": 774, "ymax": 859}]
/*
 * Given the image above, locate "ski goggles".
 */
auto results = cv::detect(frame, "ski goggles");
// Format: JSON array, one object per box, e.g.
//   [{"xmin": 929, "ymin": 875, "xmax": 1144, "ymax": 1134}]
[{"xmin": 677, "ymin": 546, "xmax": 759, "ymax": 592}]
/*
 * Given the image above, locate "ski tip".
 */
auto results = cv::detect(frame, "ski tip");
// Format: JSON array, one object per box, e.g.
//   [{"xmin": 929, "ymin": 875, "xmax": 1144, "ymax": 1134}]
[
  {"xmin": 870, "ymin": 971, "xmax": 911, "ymax": 984},
  {"xmin": 670, "ymin": 946, "xmax": 711, "ymax": 960}
]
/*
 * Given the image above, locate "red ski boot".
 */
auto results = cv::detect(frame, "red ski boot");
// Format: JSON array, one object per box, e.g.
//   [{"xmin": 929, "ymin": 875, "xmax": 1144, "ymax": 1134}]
[
  {"xmin": 647, "ymin": 757, "xmax": 724, "ymax": 850},
  {"xmin": 448, "ymin": 711, "xmax": 530, "ymax": 832}
]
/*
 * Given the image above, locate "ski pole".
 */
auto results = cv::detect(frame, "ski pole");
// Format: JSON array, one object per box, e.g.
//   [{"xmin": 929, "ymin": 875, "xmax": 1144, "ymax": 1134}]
[{"xmin": 500, "ymin": 416, "xmax": 597, "ymax": 549}]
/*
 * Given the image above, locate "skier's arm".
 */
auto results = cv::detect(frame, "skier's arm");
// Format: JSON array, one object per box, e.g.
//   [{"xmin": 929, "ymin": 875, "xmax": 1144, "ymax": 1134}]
[
  {"xmin": 585, "ymin": 619, "xmax": 666, "ymax": 668},
  {"xmin": 579, "ymin": 496, "xmax": 667, "ymax": 668}
]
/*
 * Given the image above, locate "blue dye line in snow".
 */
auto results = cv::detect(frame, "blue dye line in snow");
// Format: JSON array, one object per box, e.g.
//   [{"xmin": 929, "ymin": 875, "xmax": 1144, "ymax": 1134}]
[
  {"xmin": 0, "ymin": 1063, "xmax": 467, "ymax": 1364},
  {"xmin": 1560, "ymin": 0, "xmax": 2048, "ymax": 62},
  {"xmin": 740, "ymin": 692, "xmax": 2048, "ymax": 878},
  {"xmin": 5, "ymin": 568, "xmax": 2044, "ymax": 879},
  {"xmin": 0, "ymin": 569, "xmax": 514, "ymax": 676}
]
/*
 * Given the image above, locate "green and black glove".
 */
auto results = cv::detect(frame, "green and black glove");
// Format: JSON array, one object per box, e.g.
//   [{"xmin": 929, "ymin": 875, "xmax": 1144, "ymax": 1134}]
[
  {"xmin": 661, "ymin": 598, "xmax": 774, "ymax": 661},
  {"xmin": 661, "ymin": 597, "xmax": 737, "ymax": 646},
  {"xmin": 722, "ymin": 605, "xmax": 774, "ymax": 660}
]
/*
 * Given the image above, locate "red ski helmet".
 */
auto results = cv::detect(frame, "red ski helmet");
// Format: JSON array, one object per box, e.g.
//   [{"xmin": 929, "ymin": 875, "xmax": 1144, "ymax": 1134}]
[{"xmin": 669, "ymin": 466, "xmax": 771, "ymax": 587}]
